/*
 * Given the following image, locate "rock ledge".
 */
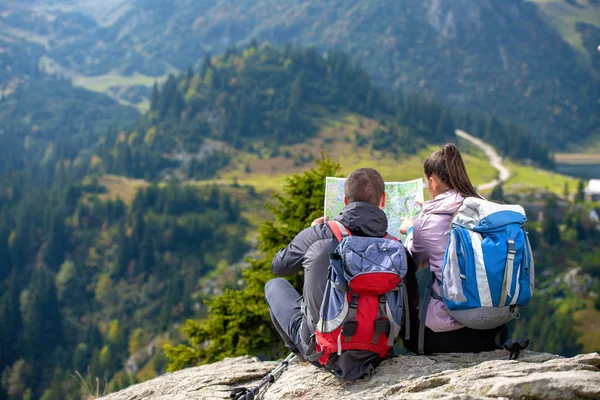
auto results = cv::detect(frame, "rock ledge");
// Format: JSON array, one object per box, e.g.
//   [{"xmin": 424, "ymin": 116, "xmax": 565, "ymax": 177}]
[{"xmin": 100, "ymin": 351, "xmax": 600, "ymax": 400}]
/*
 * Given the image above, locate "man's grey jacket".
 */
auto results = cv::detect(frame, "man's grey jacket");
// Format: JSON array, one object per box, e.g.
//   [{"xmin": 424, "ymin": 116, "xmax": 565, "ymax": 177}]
[{"xmin": 271, "ymin": 201, "xmax": 417, "ymax": 346}]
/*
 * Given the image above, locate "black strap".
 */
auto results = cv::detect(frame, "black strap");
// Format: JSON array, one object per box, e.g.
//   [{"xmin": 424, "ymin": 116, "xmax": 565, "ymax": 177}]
[
  {"xmin": 403, "ymin": 286, "xmax": 411, "ymax": 341},
  {"xmin": 418, "ymin": 273, "xmax": 436, "ymax": 355},
  {"xmin": 304, "ymin": 336, "xmax": 324, "ymax": 363},
  {"xmin": 343, "ymin": 293, "xmax": 359, "ymax": 342},
  {"xmin": 372, "ymin": 295, "xmax": 389, "ymax": 344}
]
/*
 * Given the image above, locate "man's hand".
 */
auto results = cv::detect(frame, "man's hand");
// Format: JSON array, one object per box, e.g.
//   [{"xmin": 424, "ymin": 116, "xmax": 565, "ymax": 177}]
[
  {"xmin": 399, "ymin": 200, "xmax": 423, "ymax": 234},
  {"xmin": 311, "ymin": 216, "xmax": 329, "ymax": 227},
  {"xmin": 399, "ymin": 217, "xmax": 414, "ymax": 235}
]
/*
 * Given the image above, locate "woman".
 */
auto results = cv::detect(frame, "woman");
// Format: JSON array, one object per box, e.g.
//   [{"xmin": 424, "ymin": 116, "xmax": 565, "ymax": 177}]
[{"xmin": 400, "ymin": 143, "xmax": 506, "ymax": 354}]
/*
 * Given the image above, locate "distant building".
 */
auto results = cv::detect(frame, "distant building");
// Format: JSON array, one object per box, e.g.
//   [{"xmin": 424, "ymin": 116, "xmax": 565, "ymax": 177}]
[
  {"xmin": 590, "ymin": 208, "xmax": 600, "ymax": 224},
  {"xmin": 585, "ymin": 179, "xmax": 600, "ymax": 202}
]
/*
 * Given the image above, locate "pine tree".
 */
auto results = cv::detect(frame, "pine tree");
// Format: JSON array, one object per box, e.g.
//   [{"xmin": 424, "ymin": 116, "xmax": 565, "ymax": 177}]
[
  {"xmin": 170, "ymin": 88, "xmax": 185, "ymax": 119},
  {"xmin": 575, "ymin": 180, "xmax": 586, "ymax": 203},
  {"xmin": 0, "ymin": 274, "xmax": 22, "ymax": 374},
  {"xmin": 164, "ymin": 156, "xmax": 340, "ymax": 370},
  {"xmin": 563, "ymin": 182, "xmax": 570, "ymax": 200},
  {"xmin": 575, "ymin": 213, "xmax": 587, "ymax": 240},
  {"xmin": 22, "ymin": 267, "xmax": 63, "ymax": 362},
  {"xmin": 181, "ymin": 67, "xmax": 194, "ymax": 96},
  {"xmin": 150, "ymin": 82, "xmax": 160, "ymax": 112},
  {"xmin": 160, "ymin": 276, "xmax": 178, "ymax": 330},
  {"xmin": 490, "ymin": 184, "xmax": 505, "ymax": 203},
  {"xmin": 138, "ymin": 229, "xmax": 154, "ymax": 274},
  {"xmin": 43, "ymin": 212, "xmax": 66, "ymax": 270},
  {"xmin": 200, "ymin": 53, "xmax": 212, "ymax": 79},
  {"xmin": 542, "ymin": 196, "xmax": 561, "ymax": 247},
  {"xmin": 39, "ymin": 368, "xmax": 66, "ymax": 400},
  {"xmin": 112, "ymin": 222, "xmax": 129, "ymax": 279},
  {"xmin": 158, "ymin": 75, "xmax": 178, "ymax": 117},
  {"xmin": 2, "ymin": 359, "xmax": 33, "ymax": 400},
  {"xmin": 0, "ymin": 228, "xmax": 12, "ymax": 282}
]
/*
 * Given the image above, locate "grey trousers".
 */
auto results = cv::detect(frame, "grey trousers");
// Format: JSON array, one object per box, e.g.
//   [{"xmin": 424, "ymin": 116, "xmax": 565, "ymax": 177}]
[{"xmin": 264, "ymin": 278, "xmax": 307, "ymax": 355}]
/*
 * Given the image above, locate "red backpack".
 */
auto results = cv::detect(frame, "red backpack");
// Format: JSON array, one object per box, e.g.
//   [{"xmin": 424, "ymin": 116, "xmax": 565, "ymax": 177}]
[{"xmin": 306, "ymin": 221, "xmax": 410, "ymax": 380}]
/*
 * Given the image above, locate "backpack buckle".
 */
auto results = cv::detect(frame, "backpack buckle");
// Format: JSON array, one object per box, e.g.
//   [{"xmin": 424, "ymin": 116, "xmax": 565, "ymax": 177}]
[
  {"xmin": 374, "ymin": 319, "xmax": 391, "ymax": 334},
  {"xmin": 349, "ymin": 293, "xmax": 359, "ymax": 309},
  {"xmin": 342, "ymin": 321, "xmax": 357, "ymax": 337}
]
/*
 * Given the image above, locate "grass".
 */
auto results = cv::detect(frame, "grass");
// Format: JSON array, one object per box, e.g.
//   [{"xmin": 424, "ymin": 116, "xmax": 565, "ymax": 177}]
[
  {"xmin": 217, "ymin": 112, "xmax": 386, "ymax": 192},
  {"xmin": 216, "ymin": 114, "xmax": 497, "ymax": 196},
  {"xmin": 502, "ymin": 160, "xmax": 579, "ymax": 197},
  {"xmin": 72, "ymin": 71, "xmax": 164, "ymax": 93},
  {"xmin": 72, "ymin": 370, "xmax": 107, "ymax": 400},
  {"xmin": 73, "ymin": 71, "xmax": 166, "ymax": 112},
  {"xmin": 98, "ymin": 175, "xmax": 150, "ymax": 204},
  {"xmin": 526, "ymin": 0, "xmax": 600, "ymax": 53},
  {"xmin": 37, "ymin": 57, "xmax": 161, "ymax": 112},
  {"xmin": 1, "ymin": 26, "xmax": 50, "ymax": 48}
]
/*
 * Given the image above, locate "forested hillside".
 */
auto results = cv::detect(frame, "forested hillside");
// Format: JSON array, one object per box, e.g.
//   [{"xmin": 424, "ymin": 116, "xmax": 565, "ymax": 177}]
[
  {"xmin": 0, "ymin": 58, "xmax": 253, "ymax": 400},
  {"xmin": 0, "ymin": 77, "xmax": 139, "ymax": 160},
  {"xmin": 95, "ymin": 44, "xmax": 554, "ymax": 183},
  {"xmin": 1, "ymin": 0, "xmax": 598, "ymax": 150},
  {"xmin": 0, "ymin": 169, "xmax": 249, "ymax": 399}
]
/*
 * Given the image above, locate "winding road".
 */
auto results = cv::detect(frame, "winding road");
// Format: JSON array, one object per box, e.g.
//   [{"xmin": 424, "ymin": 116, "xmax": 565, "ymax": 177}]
[{"xmin": 455, "ymin": 129, "xmax": 511, "ymax": 191}]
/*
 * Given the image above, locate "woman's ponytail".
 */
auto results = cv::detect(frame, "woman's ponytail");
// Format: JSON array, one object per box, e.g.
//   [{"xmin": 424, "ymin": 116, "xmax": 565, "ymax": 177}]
[{"xmin": 425, "ymin": 143, "xmax": 480, "ymax": 199}]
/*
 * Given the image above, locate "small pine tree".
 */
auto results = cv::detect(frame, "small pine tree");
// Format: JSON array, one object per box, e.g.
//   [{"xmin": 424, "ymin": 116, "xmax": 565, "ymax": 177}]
[
  {"xmin": 575, "ymin": 180, "xmax": 586, "ymax": 203},
  {"xmin": 200, "ymin": 53, "xmax": 212, "ymax": 79},
  {"xmin": 542, "ymin": 196, "xmax": 561, "ymax": 247},
  {"xmin": 43, "ymin": 212, "xmax": 66, "ymax": 270},
  {"xmin": 490, "ymin": 184, "xmax": 505, "ymax": 203},
  {"xmin": 22, "ymin": 268, "xmax": 63, "ymax": 361},
  {"xmin": 164, "ymin": 156, "xmax": 340, "ymax": 370},
  {"xmin": 150, "ymin": 82, "xmax": 160, "ymax": 112},
  {"xmin": 563, "ymin": 181, "xmax": 570, "ymax": 200}
]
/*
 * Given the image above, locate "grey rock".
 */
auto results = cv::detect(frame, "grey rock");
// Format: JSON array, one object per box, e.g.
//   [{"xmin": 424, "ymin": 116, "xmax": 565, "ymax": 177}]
[{"xmin": 100, "ymin": 351, "xmax": 600, "ymax": 400}]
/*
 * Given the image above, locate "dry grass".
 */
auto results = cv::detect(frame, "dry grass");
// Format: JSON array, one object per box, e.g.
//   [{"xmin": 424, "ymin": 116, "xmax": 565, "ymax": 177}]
[
  {"xmin": 98, "ymin": 175, "xmax": 149, "ymax": 204},
  {"xmin": 216, "ymin": 113, "xmax": 496, "ymax": 195},
  {"xmin": 72, "ymin": 370, "xmax": 107, "ymax": 400},
  {"xmin": 555, "ymin": 153, "xmax": 600, "ymax": 165},
  {"xmin": 217, "ymin": 113, "xmax": 388, "ymax": 192}
]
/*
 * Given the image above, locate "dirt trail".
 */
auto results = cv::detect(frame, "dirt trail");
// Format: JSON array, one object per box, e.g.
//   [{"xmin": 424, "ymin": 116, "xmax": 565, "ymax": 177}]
[{"xmin": 455, "ymin": 129, "xmax": 510, "ymax": 191}]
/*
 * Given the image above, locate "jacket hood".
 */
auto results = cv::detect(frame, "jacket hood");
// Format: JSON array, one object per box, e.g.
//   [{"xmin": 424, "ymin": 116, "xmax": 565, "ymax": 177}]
[
  {"xmin": 335, "ymin": 202, "xmax": 388, "ymax": 237},
  {"xmin": 422, "ymin": 190, "xmax": 464, "ymax": 216}
]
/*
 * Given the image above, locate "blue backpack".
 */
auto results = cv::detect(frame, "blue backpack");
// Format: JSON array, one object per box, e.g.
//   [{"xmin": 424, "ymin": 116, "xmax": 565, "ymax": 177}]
[{"xmin": 440, "ymin": 197, "xmax": 535, "ymax": 329}]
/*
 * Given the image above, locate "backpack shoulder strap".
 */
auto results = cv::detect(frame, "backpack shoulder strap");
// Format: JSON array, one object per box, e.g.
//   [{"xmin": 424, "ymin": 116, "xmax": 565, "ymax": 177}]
[
  {"xmin": 384, "ymin": 233, "xmax": 399, "ymax": 241},
  {"xmin": 328, "ymin": 221, "xmax": 351, "ymax": 242}
]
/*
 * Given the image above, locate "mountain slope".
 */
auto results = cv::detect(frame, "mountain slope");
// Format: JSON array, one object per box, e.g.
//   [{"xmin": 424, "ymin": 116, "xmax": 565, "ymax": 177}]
[
  {"xmin": 1, "ymin": 0, "xmax": 598, "ymax": 149},
  {"xmin": 89, "ymin": 44, "xmax": 553, "ymax": 184}
]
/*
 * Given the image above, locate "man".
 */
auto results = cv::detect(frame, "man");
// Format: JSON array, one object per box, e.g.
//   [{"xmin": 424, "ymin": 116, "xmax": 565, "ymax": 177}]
[{"xmin": 264, "ymin": 168, "xmax": 418, "ymax": 361}]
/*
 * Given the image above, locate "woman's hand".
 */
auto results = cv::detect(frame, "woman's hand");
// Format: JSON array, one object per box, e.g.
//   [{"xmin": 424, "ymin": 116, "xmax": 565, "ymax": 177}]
[
  {"xmin": 311, "ymin": 216, "xmax": 329, "ymax": 227},
  {"xmin": 399, "ymin": 217, "xmax": 414, "ymax": 235}
]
